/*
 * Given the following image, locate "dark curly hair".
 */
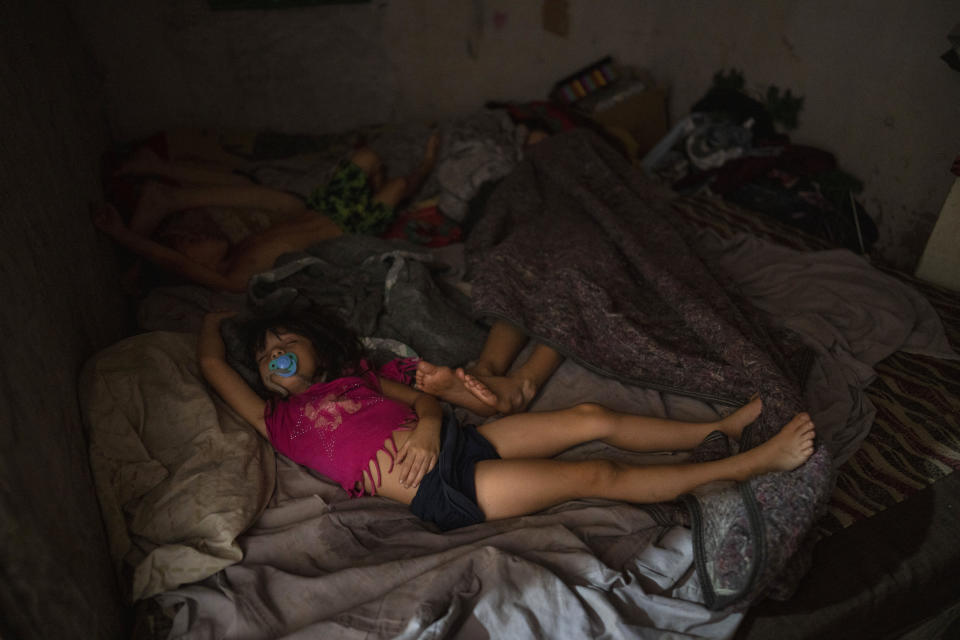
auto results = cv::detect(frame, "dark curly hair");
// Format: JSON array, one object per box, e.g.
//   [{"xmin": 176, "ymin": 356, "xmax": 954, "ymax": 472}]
[{"xmin": 241, "ymin": 306, "xmax": 367, "ymax": 387}]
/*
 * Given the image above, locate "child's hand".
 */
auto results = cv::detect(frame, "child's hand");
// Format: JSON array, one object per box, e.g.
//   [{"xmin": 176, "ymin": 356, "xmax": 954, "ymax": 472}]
[
  {"xmin": 90, "ymin": 202, "xmax": 128, "ymax": 238},
  {"xmin": 395, "ymin": 420, "xmax": 440, "ymax": 489}
]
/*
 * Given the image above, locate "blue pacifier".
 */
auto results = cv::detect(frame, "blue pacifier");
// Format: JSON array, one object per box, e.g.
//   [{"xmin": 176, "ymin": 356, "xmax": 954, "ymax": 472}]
[{"xmin": 268, "ymin": 353, "xmax": 298, "ymax": 378}]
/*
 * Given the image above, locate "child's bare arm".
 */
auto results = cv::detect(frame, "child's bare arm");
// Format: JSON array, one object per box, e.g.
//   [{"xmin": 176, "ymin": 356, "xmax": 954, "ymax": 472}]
[
  {"xmin": 381, "ymin": 377, "xmax": 442, "ymax": 489},
  {"xmin": 126, "ymin": 232, "xmax": 243, "ymax": 291},
  {"xmin": 91, "ymin": 203, "xmax": 245, "ymax": 292},
  {"xmin": 197, "ymin": 311, "xmax": 269, "ymax": 438}
]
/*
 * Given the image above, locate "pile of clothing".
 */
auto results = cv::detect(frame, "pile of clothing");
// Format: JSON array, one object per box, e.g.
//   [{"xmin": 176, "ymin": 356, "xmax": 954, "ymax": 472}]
[{"xmin": 643, "ymin": 86, "xmax": 877, "ymax": 253}]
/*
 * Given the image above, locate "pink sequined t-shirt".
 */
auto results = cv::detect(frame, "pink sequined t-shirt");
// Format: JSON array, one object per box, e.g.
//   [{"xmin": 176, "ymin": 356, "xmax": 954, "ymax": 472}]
[{"xmin": 264, "ymin": 362, "xmax": 417, "ymax": 496}]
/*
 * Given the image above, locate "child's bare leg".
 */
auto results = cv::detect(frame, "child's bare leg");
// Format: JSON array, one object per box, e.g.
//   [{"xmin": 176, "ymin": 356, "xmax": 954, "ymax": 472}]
[
  {"xmin": 130, "ymin": 180, "xmax": 307, "ymax": 237},
  {"xmin": 469, "ymin": 320, "xmax": 531, "ymax": 376},
  {"xmin": 116, "ymin": 147, "xmax": 253, "ymax": 187},
  {"xmin": 478, "ymin": 397, "xmax": 764, "ymax": 460},
  {"xmin": 474, "ymin": 412, "xmax": 815, "ymax": 520},
  {"xmin": 716, "ymin": 394, "xmax": 763, "ymax": 441}
]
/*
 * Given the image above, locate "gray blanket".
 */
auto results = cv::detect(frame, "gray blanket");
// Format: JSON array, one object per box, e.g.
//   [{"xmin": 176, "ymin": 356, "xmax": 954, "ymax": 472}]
[
  {"xmin": 158, "ymin": 453, "xmax": 742, "ymax": 639},
  {"xmin": 693, "ymin": 230, "xmax": 958, "ymax": 467},
  {"xmin": 465, "ymin": 129, "xmax": 832, "ymax": 609},
  {"xmin": 220, "ymin": 235, "xmax": 487, "ymax": 386}
]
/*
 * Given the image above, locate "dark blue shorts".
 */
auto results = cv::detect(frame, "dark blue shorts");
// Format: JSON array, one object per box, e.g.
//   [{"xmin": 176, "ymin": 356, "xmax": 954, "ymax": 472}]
[{"xmin": 409, "ymin": 415, "xmax": 500, "ymax": 531}]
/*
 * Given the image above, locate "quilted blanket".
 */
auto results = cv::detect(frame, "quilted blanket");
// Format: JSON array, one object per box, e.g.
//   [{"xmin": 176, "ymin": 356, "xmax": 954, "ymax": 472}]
[{"xmin": 466, "ymin": 129, "xmax": 834, "ymax": 609}]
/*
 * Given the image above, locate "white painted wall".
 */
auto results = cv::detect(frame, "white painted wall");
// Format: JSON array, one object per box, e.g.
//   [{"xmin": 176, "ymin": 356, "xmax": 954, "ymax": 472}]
[{"xmin": 71, "ymin": 0, "xmax": 960, "ymax": 271}]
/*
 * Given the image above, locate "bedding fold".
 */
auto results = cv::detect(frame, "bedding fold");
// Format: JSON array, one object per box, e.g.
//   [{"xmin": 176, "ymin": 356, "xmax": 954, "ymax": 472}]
[
  {"xmin": 158, "ymin": 455, "xmax": 743, "ymax": 639},
  {"xmin": 692, "ymin": 230, "xmax": 958, "ymax": 466},
  {"xmin": 465, "ymin": 129, "xmax": 831, "ymax": 609}
]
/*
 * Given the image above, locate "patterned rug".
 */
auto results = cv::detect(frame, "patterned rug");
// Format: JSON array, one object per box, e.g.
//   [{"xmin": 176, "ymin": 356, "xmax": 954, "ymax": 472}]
[
  {"xmin": 823, "ymin": 274, "xmax": 960, "ymax": 533},
  {"xmin": 670, "ymin": 193, "xmax": 960, "ymax": 536}
]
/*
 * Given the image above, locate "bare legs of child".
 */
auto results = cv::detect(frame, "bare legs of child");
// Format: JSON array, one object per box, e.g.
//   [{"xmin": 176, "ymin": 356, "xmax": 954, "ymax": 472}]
[
  {"xmin": 471, "ymin": 398, "xmax": 814, "ymax": 521},
  {"xmin": 415, "ymin": 320, "xmax": 564, "ymax": 416}
]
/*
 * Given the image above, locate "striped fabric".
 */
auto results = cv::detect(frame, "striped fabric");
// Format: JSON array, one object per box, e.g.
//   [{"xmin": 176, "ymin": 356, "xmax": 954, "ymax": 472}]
[{"xmin": 670, "ymin": 193, "xmax": 960, "ymax": 535}]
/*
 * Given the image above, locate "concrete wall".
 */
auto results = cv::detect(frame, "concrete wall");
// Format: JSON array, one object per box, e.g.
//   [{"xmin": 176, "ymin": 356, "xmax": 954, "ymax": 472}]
[
  {"xmin": 0, "ymin": 1, "xmax": 953, "ymax": 634},
  {"xmin": 73, "ymin": 0, "xmax": 960, "ymax": 272},
  {"xmin": 1, "ymin": 1, "xmax": 129, "ymax": 637}
]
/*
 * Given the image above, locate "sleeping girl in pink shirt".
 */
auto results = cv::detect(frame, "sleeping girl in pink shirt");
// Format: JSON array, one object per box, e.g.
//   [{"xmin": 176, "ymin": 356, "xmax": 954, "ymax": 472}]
[{"xmin": 199, "ymin": 307, "xmax": 816, "ymax": 531}]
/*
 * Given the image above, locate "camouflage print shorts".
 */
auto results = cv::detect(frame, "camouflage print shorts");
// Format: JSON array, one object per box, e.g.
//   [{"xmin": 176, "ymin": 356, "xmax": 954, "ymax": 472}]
[{"xmin": 306, "ymin": 161, "xmax": 394, "ymax": 235}]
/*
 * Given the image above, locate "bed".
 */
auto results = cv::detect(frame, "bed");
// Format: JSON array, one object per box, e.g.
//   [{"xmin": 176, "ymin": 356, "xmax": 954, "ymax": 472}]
[
  {"xmin": 80, "ymin": 114, "xmax": 959, "ymax": 639},
  {"xmin": 667, "ymin": 196, "xmax": 960, "ymax": 640}
]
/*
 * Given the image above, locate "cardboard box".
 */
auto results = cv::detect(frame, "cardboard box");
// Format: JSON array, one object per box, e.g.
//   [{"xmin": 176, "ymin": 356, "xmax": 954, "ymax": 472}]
[{"xmin": 590, "ymin": 86, "xmax": 669, "ymax": 160}]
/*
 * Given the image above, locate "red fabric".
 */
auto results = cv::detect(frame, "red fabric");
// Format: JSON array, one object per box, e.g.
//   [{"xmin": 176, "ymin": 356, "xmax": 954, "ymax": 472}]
[
  {"xmin": 381, "ymin": 204, "xmax": 462, "ymax": 247},
  {"xmin": 378, "ymin": 357, "xmax": 419, "ymax": 386}
]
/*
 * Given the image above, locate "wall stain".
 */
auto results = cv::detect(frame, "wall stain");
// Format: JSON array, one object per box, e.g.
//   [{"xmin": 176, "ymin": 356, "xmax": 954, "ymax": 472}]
[{"xmin": 781, "ymin": 35, "xmax": 800, "ymax": 61}]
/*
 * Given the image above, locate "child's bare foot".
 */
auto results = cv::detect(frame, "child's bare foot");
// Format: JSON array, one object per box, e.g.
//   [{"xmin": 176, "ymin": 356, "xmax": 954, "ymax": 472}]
[
  {"xmin": 461, "ymin": 371, "xmax": 537, "ymax": 415},
  {"xmin": 457, "ymin": 370, "xmax": 498, "ymax": 406},
  {"xmin": 752, "ymin": 412, "xmax": 816, "ymax": 474},
  {"xmin": 415, "ymin": 360, "xmax": 500, "ymax": 416},
  {"xmin": 129, "ymin": 181, "xmax": 174, "ymax": 237},
  {"xmin": 718, "ymin": 394, "xmax": 763, "ymax": 441},
  {"xmin": 464, "ymin": 359, "xmax": 495, "ymax": 377},
  {"xmin": 90, "ymin": 202, "xmax": 129, "ymax": 239}
]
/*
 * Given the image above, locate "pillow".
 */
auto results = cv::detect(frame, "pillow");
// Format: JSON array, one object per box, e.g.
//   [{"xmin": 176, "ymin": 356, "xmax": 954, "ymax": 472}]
[{"xmin": 79, "ymin": 331, "xmax": 275, "ymax": 600}]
